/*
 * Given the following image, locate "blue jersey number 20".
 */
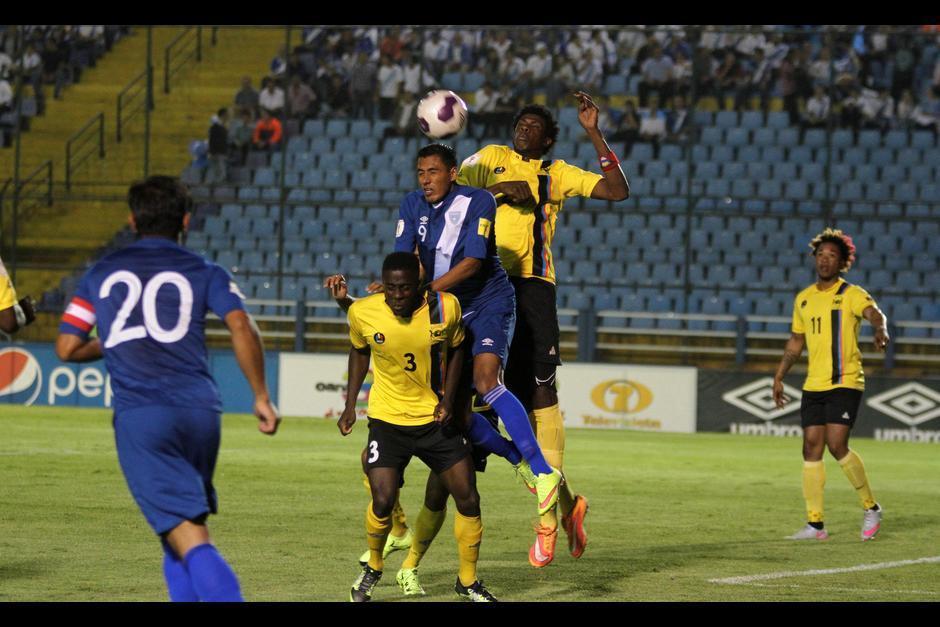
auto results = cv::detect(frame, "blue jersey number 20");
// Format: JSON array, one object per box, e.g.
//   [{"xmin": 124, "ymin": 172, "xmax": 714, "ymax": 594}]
[{"xmin": 100, "ymin": 270, "xmax": 194, "ymax": 348}]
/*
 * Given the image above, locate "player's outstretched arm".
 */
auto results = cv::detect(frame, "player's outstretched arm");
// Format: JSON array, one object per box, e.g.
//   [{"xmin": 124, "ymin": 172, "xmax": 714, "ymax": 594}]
[
  {"xmin": 863, "ymin": 305, "xmax": 890, "ymax": 351},
  {"xmin": 224, "ymin": 309, "xmax": 280, "ymax": 435},
  {"xmin": 55, "ymin": 333, "xmax": 103, "ymax": 363},
  {"xmin": 339, "ymin": 346, "xmax": 371, "ymax": 435},
  {"xmin": 323, "ymin": 273, "xmax": 355, "ymax": 312},
  {"xmin": 575, "ymin": 91, "xmax": 630, "ymax": 201},
  {"xmin": 772, "ymin": 332, "xmax": 806, "ymax": 408}
]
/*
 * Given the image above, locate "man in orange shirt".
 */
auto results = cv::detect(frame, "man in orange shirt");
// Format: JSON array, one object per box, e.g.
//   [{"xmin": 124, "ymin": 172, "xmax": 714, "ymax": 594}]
[{"xmin": 252, "ymin": 110, "xmax": 282, "ymax": 151}]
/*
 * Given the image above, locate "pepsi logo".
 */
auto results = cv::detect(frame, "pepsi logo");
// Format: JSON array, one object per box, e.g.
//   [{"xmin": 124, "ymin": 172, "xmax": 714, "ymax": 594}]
[{"xmin": 0, "ymin": 347, "xmax": 43, "ymax": 406}]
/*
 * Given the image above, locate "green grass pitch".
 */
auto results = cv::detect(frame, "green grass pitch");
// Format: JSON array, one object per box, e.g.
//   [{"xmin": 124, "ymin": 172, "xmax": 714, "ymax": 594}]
[{"xmin": 1, "ymin": 405, "xmax": 938, "ymax": 602}]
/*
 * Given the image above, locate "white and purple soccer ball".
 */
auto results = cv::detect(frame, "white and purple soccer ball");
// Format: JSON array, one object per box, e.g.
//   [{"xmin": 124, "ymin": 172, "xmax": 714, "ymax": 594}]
[{"xmin": 416, "ymin": 90, "xmax": 468, "ymax": 140}]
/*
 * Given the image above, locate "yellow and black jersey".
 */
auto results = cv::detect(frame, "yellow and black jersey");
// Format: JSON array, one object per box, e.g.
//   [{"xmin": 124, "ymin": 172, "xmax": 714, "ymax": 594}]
[
  {"xmin": 347, "ymin": 291, "xmax": 465, "ymax": 426},
  {"xmin": 0, "ymin": 256, "xmax": 17, "ymax": 310},
  {"xmin": 791, "ymin": 279, "xmax": 876, "ymax": 392},
  {"xmin": 457, "ymin": 144, "xmax": 603, "ymax": 284}
]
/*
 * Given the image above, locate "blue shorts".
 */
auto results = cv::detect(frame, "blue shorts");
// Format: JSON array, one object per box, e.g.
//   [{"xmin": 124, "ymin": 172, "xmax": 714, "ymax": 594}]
[
  {"xmin": 461, "ymin": 296, "xmax": 515, "ymax": 367},
  {"xmin": 113, "ymin": 405, "xmax": 221, "ymax": 536}
]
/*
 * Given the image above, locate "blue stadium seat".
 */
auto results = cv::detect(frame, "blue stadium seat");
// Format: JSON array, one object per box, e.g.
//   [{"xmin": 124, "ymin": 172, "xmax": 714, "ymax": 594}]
[
  {"xmin": 325, "ymin": 119, "xmax": 348, "ymax": 138},
  {"xmin": 884, "ymin": 130, "xmax": 908, "ymax": 149},
  {"xmin": 871, "ymin": 147, "xmax": 896, "ymax": 167},
  {"xmin": 789, "ymin": 146, "xmax": 813, "ymax": 163},
  {"xmin": 767, "ymin": 111, "xmax": 790, "ymax": 129},
  {"xmin": 737, "ymin": 145, "xmax": 760, "ymax": 163},
  {"xmin": 730, "ymin": 179, "xmax": 753, "ymax": 198},
  {"xmin": 803, "ymin": 129, "xmax": 826, "ymax": 148},
  {"xmin": 831, "ymin": 129, "xmax": 854, "ymax": 149},
  {"xmin": 746, "ymin": 162, "xmax": 771, "ymax": 180},
  {"xmin": 858, "ymin": 129, "xmax": 881, "ymax": 148},
  {"xmin": 695, "ymin": 161, "xmax": 720, "ymax": 180},
  {"xmin": 724, "ymin": 162, "xmax": 746, "ymax": 179},
  {"xmin": 777, "ymin": 128, "xmax": 799, "ymax": 147},
  {"xmin": 740, "ymin": 111, "xmax": 763, "ymax": 130},
  {"xmin": 726, "ymin": 128, "xmax": 749, "ymax": 147},
  {"xmin": 660, "ymin": 144, "xmax": 682, "ymax": 162},
  {"xmin": 715, "ymin": 110, "xmax": 738, "ymax": 129},
  {"xmin": 752, "ymin": 128, "xmax": 775, "ymax": 146},
  {"xmin": 700, "ymin": 127, "xmax": 723, "ymax": 145}
]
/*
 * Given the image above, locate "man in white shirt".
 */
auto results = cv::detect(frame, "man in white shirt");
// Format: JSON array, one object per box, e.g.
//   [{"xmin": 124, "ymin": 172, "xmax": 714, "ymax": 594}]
[
  {"xmin": 377, "ymin": 55, "xmax": 404, "ymax": 120},
  {"xmin": 258, "ymin": 78, "xmax": 285, "ymax": 117}
]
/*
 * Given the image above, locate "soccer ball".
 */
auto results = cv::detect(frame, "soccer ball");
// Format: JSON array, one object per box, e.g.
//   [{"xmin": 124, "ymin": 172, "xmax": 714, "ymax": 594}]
[{"xmin": 416, "ymin": 90, "xmax": 468, "ymax": 139}]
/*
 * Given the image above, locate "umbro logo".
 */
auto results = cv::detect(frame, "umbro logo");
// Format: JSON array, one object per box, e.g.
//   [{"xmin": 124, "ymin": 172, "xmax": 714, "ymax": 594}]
[
  {"xmin": 420, "ymin": 216, "xmax": 429, "ymax": 224},
  {"xmin": 842, "ymin": 412, "xmax": 851, "ymax": 420},
  {"xmin": 866, "ymin": 383, "xmax": 940, "ymax": 427},
  {"xmin": 722, "ymin": 377, "xmax": 802, "ymax": 421},
  {"xmin": 548, "ymin": 346, "xmax": 556, "ymax": 355},
  {"xmin": 481, "ymin": 338, "xmax": 495, "ymax": 347}
]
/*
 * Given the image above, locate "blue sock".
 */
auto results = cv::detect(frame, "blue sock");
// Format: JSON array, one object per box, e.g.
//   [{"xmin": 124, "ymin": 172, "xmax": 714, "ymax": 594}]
[
  {"xmin": 468, "ymin": 412, "xmax": 522, "ymax": 465},
  {"xmin": 183, "ymin": 543, "xmax": 244, "ymax": 602},
  {"xmin": 482, "ymin": 385, "xmax": 551, "ymax": 475},
  {"xmin": 161, "ymin": 539, "xmax": 198, "ymax": 602}
]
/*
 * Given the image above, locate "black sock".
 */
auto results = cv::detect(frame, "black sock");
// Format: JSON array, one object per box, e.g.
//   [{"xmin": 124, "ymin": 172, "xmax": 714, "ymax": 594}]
[{"xmin": 809, "ymin": 521, "xmax": 824, "ymax": 530}]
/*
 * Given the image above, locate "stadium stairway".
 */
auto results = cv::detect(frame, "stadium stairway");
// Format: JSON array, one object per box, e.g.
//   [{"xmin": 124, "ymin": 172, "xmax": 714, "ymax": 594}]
[{"xmin": 4, "ymin": 26, "xmax": 284, "ymax": 343}]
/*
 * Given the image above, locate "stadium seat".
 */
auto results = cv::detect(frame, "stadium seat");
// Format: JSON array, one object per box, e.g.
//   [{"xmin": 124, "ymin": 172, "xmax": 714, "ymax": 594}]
[
  {"xmin": 884, "ymin": 130, "xmax": 908, "ymax": 149},
  {"xmin": 767, "ymin": 111, "xmax": 790, "ymax": 129},
  {"xmin": 803, "ymin": 129, "xmax": 826, "ymax": 148},
  {"xmin": 715, "ymin": 110, "xmax": 738, "ymax": 129},
  {"xmin": 831, "ymin": 129, "xmax": 854, "ymax": 149},
  {"xmin": 858, "ymin": 129, "xmax": 881, "ymax": 148}
]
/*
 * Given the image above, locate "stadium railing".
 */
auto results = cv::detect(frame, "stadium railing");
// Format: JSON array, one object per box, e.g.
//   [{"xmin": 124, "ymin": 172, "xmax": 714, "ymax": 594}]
[{"xmin": 65, "ymin": 113, "xmax": 105, "ymax": 191}]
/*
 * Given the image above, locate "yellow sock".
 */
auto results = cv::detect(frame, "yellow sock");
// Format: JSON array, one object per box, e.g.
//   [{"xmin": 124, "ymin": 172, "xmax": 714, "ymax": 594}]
[
  {"xmin": 838, "ymin": 450, "xmax": 877, "ymax": 510},
  {"xmin": 365, "ymin": 502, "xmax": 391, "ymax": 571},
  {"xmin": 391, "ymin": 498, "xmax": 409, "ymax": 537},
  {"xmin": 533, "ymin": 404, "xmax": 574, "ymax": 521},
  {"xmin": 364, "ymin": 473, "xmax": 408, "ymax": 538},
  {"xmin": 802, "ymin": 460, "xmax": 826, "ymax": 523},
  {"xmin": 401, "ymin": 506, "xmax": 446, "ymax": 569},
  {"xmin": 454, "ymin": 511, "xmax": 483, "ymax": 587}
]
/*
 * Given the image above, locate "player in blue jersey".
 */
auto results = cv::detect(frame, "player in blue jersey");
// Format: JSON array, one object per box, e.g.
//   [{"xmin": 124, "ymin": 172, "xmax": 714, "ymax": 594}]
[
  {"xmin": 392, "ymin": 143, "xmax": 560, "ymax": 516},
  {"xmin": 55, "ymin": 175, "xmax": 280, "ymax": 602}
]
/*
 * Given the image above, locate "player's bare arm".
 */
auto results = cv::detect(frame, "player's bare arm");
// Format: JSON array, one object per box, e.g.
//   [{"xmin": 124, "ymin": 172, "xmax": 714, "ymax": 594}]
[
  {"xmin": 324, "ymin": 274, "xmax": 354, "ymax": 312},
  {"xmin": 54, "ymin": 333, "xmax": 103, "ymax": 363},
  {"xmin": 0, "ymin": 295, "xmax": 37, "ymax": 334},
  {"xmin": 434, "ymin": 339, "xmax": 466, "ymax": 424},
  {"xmin": 773, "ymin": 332, "xmax": 806, "ymax": 408},
  {"xmin": 429, "ymin": 257, "xmax": 482, "ymax": 294},
  {"xmin": 487, "ymin": 180, "xmax": 536, "ymax": 205},
  {"xmin": 339, "ymin": 345, "xmax": 371, "ymax": 436},
  {"xmin": 863, "ymin": 305, "xmax": 890, "ymax": 351},
  {"xmin": 225, "ymin": 309, "xmax": 280, "ymax": 435},
  {"xmin": 575, "ymin": 91, "xmax": 629, "ymax": 201}
]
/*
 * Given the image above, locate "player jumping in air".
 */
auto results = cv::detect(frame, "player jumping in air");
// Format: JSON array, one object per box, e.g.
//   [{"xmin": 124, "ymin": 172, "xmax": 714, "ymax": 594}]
[
  {"xmin": 56, "ymin": 176, "xmax": 280, "ymax": 602},
  {"xmin": 457, "ymin": 92, "xmax": 629, "ymax": 567},
  {"xmin": 773, "ymin": 228, "xmax": 888, "ymax": 541},
  {"xmin": 339, "ymin": 252, "xmax": 496, "ymax": 602}
]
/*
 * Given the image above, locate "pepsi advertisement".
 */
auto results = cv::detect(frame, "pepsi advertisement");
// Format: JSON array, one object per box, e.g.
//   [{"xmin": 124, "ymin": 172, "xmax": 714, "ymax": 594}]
[{"xmin": 0, "ymin": 343, "xmax": 278, "ymax": 414}]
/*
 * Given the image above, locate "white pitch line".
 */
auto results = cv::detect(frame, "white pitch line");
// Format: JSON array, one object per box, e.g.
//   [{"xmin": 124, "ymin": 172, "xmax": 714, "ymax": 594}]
[
  {"xmin": 732, "ymin": 582, "xmax": 939, "ymax": 596},
  {"xmin": 709, "ymin": 556, "xmax": 940, "ymax": 585}
]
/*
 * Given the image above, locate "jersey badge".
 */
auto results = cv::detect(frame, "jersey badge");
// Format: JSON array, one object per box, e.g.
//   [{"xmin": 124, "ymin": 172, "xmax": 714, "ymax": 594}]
[
  {"xmin": 477, "ymin": 218, "xmax": 491, "ymax": 238},
  {"xmin": 447, "ymin": 210, "xmax": 462, "ymax": 225},
  {"xmin": 494, "ymin": 166, "xmax": 505, "ymax": 174},
  {"xmin": 373, "ymin": 332, "xmax": 386, "ymax": 344},
  {"xmin": 801, "ymin": 300, "xmax": 807, "ymax": 308}
]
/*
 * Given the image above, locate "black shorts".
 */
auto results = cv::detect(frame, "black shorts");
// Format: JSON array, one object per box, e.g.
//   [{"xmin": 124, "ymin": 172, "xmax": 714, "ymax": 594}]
[
  {"xmin": 800, "ymin": 388, "xmax": 864, "ymax": 429},
  {"xmin": 508, "ymin": 276, "xmax": 562, "ymax": 367},
  {"xmin": 366, "ymin": 418, "xmax": 471, "ymax": 475}
]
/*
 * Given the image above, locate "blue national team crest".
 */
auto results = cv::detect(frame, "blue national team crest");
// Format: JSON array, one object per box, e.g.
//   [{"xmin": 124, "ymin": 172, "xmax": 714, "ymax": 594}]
[
  {"xmin": 447, "ymin": 211, "xmax": 462, "ymax": 225},
  {"xmin": 373, "ymin": 332, "xmax": 386, "ymax": 344}
]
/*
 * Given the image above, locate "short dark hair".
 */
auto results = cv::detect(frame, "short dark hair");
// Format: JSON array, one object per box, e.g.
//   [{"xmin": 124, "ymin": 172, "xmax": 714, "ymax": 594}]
[
  {"xmin": 127, "ymin": 175, "xmax": 191, "ymax": 239},
  {"xmin": 382, "ymin": 252, "xmax": 420, "ymax": 279},
  {"xmin": 512, "ymin": 104, "xmax": 560, "ymax": 155},
  {"xmin": 217, "ymin": 107, "xmax": 228, "ymax": 117},
  {"xmin": 416, "ymin": 143, "xmax": 457, "ymax": 170}
]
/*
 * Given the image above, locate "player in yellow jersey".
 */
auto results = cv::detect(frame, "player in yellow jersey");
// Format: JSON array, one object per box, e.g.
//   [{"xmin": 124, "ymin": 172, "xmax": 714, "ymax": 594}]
[
  {"xmin": 773, "ymin": 228, "xmax": 889, "ymax": 541},
  {"xmin": 339, "ymin": 252, "xmax": 496, "ymax": 602},
  {"xmin": 457, "ymin": 91, "xmax": 629, "ymax": 567},
  {"xmin": 0, "ymin": 255, "xmax": 37, "ymax": 334}
]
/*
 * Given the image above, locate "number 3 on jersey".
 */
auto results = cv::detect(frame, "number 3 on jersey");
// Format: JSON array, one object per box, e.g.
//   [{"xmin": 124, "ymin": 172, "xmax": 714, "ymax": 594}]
[{"xmin": 100, "ymin": 270, "xmax": 194, "ymax": 348}]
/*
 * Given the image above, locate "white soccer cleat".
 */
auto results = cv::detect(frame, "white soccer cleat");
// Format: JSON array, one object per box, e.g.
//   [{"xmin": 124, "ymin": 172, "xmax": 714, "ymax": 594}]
[
  {"xmin": 787, "ymin": 523, "xmax": 829, "ymax": 540},
  {"xmin": 861, "ymin": 504, "xmax": 882, "ymax": 541}
]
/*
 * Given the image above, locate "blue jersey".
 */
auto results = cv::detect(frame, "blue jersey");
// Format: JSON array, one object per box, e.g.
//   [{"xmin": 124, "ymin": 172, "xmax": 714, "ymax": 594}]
[
  {"xmin": 395, "ymin": 183, "xmax": 514, "ymax": 310},
  {"xmin": 59, "ymin": 237, "xmax": 245, "ymax": 414}
]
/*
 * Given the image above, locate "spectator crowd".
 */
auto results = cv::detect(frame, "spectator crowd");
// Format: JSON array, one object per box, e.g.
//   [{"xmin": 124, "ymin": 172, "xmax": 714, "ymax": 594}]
[{"xmin": 201, "ymin": 25, "xmax": 940, "ymax": 177}]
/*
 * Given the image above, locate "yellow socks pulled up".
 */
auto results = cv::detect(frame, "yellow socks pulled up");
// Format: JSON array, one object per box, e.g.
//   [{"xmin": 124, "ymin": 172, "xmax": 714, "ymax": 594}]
[
  {"xmin": 454, "ymin": 511, "xmax": 483, "ymax": 587},
  {"xmin": 533, "ymin": 404, "xmax": 574, "ymax": 526},
  {"xmin": 838, "ymin": 449, "xmax": 877, "ymax": 510},
  {"xmin": 802, "ymin": 460, "xmax": 826, "ymax": 524},
  {"xmin": 365, "ymin": 502, "xmax": 392, "ymax": 571},
  {"xmin": 401, "ymin": 506, "xmax": 447, "ymax": 569}
]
